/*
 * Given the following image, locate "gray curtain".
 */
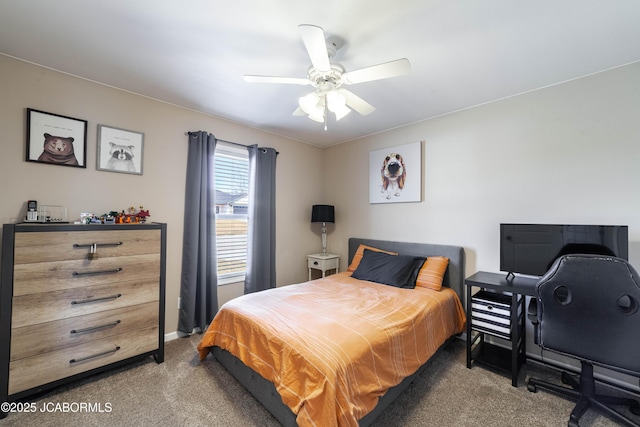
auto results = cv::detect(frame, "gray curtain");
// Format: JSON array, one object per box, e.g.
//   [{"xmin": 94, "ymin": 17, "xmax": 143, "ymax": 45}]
[
  {"xmin": 244, "ymin": 145, "xmax": 278, "ymax": 294},
  {"xmin": 177, "ymin": 131, "xmax": 218, "ymax": 335}
]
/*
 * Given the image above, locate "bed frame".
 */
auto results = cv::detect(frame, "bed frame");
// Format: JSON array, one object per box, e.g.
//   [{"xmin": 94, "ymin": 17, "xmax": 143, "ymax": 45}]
[{"xmin": 211, "ymin": 237, "xmax": 466, "ymax": 426}]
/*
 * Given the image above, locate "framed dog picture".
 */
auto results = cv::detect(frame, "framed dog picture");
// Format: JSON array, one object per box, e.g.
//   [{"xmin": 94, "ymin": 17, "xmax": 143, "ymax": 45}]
[
  {"xmin": 26, "ymin": 108, "xmax": 88, "ymax": 168},
  {"xmin": 97, "ymin": 125, "xmax": 144, "ymax": 175},
  {"xmin": 369, "ymin": 141, "xmax": 422, "ymax": 204}
]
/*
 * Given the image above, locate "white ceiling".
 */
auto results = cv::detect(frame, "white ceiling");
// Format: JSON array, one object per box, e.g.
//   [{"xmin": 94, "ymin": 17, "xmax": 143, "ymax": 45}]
[{"xmin": 1, "ymin": 1, "xmax": 639, "ymax": 147}]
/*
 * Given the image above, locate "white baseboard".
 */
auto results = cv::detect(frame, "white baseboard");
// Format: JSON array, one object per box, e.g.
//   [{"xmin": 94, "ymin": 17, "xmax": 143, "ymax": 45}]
[
  {"xmin": 164, "ymin": 331, "xmax": 179, "ymax": 342},
  {"xmin": 164, "ymin": 328, "xmax": 202, "ymax": 342}
]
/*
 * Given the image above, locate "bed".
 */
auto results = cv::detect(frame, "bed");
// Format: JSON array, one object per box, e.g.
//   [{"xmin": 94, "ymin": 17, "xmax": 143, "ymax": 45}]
[{"xmin": 197, "ymin": 238, "xmax": 466, "ymax": 426}]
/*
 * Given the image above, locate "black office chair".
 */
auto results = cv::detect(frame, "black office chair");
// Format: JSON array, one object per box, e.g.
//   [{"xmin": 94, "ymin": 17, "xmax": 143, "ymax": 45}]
[{"xmin": 527, "ymin": 254, "xmax": 640, "ymax": 427}]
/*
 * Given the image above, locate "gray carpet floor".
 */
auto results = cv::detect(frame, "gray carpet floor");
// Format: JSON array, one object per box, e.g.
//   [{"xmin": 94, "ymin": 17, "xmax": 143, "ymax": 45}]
[{"xmin": 1, "ymin": 335, "xmax": 636, "ymax": 426}]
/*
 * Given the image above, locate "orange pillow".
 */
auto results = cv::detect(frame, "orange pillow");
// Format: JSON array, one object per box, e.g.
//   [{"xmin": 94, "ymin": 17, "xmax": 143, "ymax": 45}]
[
  {"xmin": 347, "ymin": 244, "xmax": 398, "ymax": 272},
  {"xmin": 415, "ymin": 256, "xmax": 449, "ymax": 291}
]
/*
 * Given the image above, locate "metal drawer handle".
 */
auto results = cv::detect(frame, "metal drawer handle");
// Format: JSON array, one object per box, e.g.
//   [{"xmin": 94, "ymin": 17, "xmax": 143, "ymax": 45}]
[
  {"xmin": 73, "ymin": 242, "xmax": 123, "ymax": 248},
  {"xmin": 69, "ymin": 346, "xmax": 121, "ymax": 364},
  {"xmin": 70, "ymin": 320, "xmax": 121, "ymax": 335},
  {"xmin": 73, "ymin": 268, "xmax": 123, "ymax": 277},
  {"xmin": 71, "ymin": 294, "xmax": 122, "ymax": 305}
]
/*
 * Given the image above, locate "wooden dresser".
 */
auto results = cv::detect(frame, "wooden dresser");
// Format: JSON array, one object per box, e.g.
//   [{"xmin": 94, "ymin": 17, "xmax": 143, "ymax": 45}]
[{"xmin": 0, "ymin": 223, "xmax": 166, "ymax": 415}]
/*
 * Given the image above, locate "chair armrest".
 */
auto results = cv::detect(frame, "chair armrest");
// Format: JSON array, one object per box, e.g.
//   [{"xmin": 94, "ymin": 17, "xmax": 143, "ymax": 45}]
[{"xmin": 527, "ymin": 298, "xmax": 539, "ymax": 324}]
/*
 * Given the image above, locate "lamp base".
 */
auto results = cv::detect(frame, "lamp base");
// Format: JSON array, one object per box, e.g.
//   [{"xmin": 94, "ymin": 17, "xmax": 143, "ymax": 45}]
[{"xmin": 321, "ymin": 222, "xmax": 327, "ymax": 255}]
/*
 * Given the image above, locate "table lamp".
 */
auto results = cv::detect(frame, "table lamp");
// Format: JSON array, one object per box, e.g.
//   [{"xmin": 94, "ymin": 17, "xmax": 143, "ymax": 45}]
[{"xmin": 311, "ymin": 205, "xmax": 335, "ymax": 255}]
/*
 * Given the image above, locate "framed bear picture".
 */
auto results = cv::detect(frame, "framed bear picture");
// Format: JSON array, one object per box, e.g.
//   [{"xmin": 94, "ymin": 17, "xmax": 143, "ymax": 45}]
[
  {"xmin": 97, "ymin": 124, "xmax": 144, "ymax": 175},
  {"xmin": 26, "ymin": 108, "xmax": 88, "ymax": 168}
]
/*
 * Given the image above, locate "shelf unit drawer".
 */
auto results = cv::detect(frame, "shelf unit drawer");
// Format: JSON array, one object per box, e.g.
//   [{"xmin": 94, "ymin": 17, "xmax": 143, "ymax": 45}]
[{"xmin": 471, "ymin": 290, "xmax": 521, "ymax": 339}]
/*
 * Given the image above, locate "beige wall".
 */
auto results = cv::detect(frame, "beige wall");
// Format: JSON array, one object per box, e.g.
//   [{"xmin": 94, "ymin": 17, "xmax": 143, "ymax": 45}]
[
  {"xmin": 325, "ymin": 61, "xmax": 640, "ymax": 272},
  {"xmin": 0, "ymin": 55, "xmax": 325, "ymax": 336}
]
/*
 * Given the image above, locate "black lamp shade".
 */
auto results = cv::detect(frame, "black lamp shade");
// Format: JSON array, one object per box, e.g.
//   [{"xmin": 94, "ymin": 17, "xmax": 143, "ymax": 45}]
[{"xmin": 311, "ymin": 205, "xmax": 335, "ymax": 223}]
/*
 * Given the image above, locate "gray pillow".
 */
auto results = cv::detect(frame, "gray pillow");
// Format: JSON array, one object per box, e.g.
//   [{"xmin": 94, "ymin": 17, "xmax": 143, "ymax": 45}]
[{"xmin": 352, "ymin": 249, "xmax": 426, "ymax": 289}]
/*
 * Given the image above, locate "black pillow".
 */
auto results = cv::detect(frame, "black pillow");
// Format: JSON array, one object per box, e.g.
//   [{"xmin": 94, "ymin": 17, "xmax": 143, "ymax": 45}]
[{"xmin": 352, "ymin": 249, "xmax": 426, "ymax": 289}]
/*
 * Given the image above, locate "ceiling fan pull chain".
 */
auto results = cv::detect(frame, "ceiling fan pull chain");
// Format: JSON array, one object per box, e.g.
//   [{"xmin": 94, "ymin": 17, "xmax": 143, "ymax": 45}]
[{"xmin": 324, "ymin": 102, "xmax": 328, "ymax": 131}]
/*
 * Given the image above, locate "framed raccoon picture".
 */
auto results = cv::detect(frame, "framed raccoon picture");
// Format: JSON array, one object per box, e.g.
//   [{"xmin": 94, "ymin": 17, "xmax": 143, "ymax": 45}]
[
  {"xmin": 97, "ymin": 125, "xmax": 144, "ymax": 175},
  {"xmin": 26, "ymin": 108, "xmax": 88, "ymax": 168}
]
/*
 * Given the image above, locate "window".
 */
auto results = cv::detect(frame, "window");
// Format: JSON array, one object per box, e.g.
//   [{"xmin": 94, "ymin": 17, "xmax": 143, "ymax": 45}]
[{"xmin": 214, "ymin": 143, "xmax": 249, "ymax": 284}]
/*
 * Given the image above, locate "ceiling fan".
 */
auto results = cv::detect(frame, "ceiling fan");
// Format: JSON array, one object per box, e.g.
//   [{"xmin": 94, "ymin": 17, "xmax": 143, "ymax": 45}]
[{"xmin": 244, "ymin": 24, "xmax": 411, "ymax": 130}]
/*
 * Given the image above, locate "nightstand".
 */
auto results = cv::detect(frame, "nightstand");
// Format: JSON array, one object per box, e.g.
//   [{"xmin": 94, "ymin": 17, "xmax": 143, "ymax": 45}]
[{"xmin": 307, "ymin": 253, "xmax": 340, "ymax": 281}]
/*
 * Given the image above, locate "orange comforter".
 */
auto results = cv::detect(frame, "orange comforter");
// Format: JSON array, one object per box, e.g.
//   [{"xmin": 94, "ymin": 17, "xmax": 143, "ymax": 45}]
[{"xmin": 197, "ymin": 272, "xmax": 466, "ymax": 426}]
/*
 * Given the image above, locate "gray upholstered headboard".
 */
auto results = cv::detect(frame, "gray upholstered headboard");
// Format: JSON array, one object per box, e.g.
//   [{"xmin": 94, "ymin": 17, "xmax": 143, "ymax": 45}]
[{"xmin": 348, "ymin": 238, "xmax": 466, "ymax": 300}]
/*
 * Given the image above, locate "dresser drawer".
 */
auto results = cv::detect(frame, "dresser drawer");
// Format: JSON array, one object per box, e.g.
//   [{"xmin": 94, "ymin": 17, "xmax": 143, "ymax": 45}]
[
  {"xmin": 13, "ymin": 229, "xmax": 161, "ymax": 264},
  {"xmin": 8, "ymin": 326, "xmax": 158, "ymax": 395},
  {"xmin": 13, "ymin": 253, "xmax": 160, "ymax": 296},
  {"xmin": 12, "ymin": 280, "xmax": 159, "ymax": 328},
  {"xmin": 10, "ymin": 302, "xmax": 159, "ymax": 361}
]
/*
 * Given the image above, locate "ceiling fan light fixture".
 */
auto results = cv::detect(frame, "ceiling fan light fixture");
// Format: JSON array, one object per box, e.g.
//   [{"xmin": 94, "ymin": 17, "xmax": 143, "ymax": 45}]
[
  {"xmin": 308, "ymin": 109, "xmax": 325, "ymax": 123},
  {"xmin": 326, "ymin": 90, "xmax": 350, "ymax": 121},
  {"xmin": 300, "ymin": 91, "xmax": 328, "ymax": 123},
  {"xmin": 299, "ymin": 91, "xmax": 321, "ymax": 115},
  {"xmin": 333, "ymin": 104, "xmax": 351, "ymax": 121},
  {"xmin": 299, "ymin": 89, "xmax": 352, "ymax": 124},
  {"xmin": 326, "ymin": 90, "xmax": 346, "ymax": 112},
  {"xmin": 308, "ymin": 94, "xmax": 326, "ymax": 123}
]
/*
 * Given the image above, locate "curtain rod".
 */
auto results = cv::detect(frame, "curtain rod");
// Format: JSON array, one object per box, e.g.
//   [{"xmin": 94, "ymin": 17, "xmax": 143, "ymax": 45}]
[
  {"xmin": 185, "ymin": 131, "xmax": 279, "ymax": 155},
  {"xmin": 185, "ymin": 131, "xmax": 246, "ymax": 149}
]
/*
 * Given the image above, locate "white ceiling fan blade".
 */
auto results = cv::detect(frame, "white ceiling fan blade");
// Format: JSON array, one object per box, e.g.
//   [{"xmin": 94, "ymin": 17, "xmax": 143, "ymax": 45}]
[
  {"xmin": 298, "ymin": 24, "xmax": 331, "ymax": 73},
  {"xmin": 244, "ymin": 75, "xmax": 310, "ymax": 85},
  {"xmin": 342, "ymin": 58, "xmax": 411, "ymax": 85},
  {"xmin": 338, "ymin": 89, "xmax": 376, "ymax": 116},
  {"xmin": 292, "ymin": 106, "xmax": 307, "ymax": 116}
]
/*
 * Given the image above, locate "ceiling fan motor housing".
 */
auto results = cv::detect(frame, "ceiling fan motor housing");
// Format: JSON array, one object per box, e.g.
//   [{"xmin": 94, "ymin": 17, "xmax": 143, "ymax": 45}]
[{"xmin": 307, "ymin": 64, "xmax": 345, "ymax": 90}]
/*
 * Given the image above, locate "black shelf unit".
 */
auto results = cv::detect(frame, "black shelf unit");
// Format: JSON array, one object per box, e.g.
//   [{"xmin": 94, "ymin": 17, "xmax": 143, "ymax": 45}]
[{"xmin": 465, "ymin": 271, "xmax": 537, "ymax": 387}]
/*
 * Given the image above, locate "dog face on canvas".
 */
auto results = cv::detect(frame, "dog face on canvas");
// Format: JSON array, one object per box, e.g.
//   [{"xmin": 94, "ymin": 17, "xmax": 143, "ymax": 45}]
[{"xmin": 381, "ymin": 153, "xmax": 406, "ymax": 199}]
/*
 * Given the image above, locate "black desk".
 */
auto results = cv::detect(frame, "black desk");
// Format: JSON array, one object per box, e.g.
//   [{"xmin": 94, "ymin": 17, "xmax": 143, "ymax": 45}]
[{"xmin": 465, "ymin": 271, "xmax": 537, "ymax": 386}]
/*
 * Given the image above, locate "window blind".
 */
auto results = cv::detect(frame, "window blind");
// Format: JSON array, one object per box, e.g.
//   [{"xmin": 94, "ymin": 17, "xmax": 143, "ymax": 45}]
[{"xmin": 214, "ymin": 147, "xmax": 249, "ymax": 278}]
